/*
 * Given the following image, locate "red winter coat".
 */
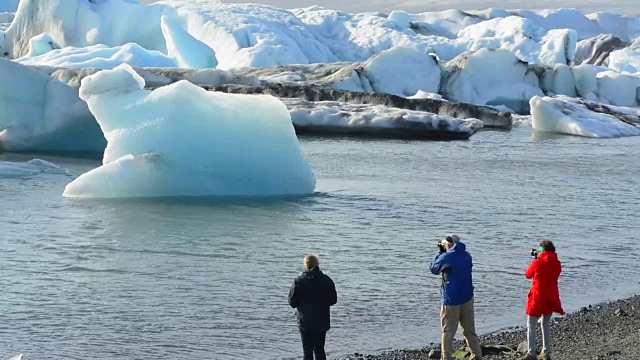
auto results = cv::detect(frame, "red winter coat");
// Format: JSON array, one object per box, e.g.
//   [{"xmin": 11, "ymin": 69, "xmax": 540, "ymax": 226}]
[{"xmin": 525, "ymin": 251, "xmax": 565, "ymax": 317}]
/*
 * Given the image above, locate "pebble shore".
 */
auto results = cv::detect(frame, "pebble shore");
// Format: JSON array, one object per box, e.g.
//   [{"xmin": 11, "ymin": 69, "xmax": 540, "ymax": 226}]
[{"xmin": 340, "ymin": 295, "xmax": 640, "ymax": 360}]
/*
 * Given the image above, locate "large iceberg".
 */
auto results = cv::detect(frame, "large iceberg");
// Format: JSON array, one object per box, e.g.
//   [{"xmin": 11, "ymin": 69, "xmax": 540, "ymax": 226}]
[
  {"xmin": 63, "ymin": 64, "xmax": 316, "ymax": 198},
  {"xmin": 530, "ymin": 96, "xmax": 640, "ymax": 138}
]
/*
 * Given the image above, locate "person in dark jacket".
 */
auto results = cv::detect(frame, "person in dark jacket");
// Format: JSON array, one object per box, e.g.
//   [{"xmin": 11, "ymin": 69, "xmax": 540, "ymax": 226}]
[
  {"xmin": 521, "ymin": 240, "xmax": 564, "ymax": 360},
  {"xmin": 430, "ymin": 234, "xmax": 483, "ymax": 360},
  {"xmin": 289, "ymin": 254, "xmax": 337, "ymax": 360}
]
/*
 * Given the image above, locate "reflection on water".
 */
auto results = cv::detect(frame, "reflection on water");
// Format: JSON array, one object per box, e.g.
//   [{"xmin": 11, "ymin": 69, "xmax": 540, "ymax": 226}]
[{"xmin": 1, "ymin": 126, "xmax": 640, "ymax": 359}]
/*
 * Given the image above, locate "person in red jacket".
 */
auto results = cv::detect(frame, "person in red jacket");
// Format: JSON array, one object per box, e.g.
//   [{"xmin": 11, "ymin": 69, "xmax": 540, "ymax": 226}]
[{"xmin": 521, "ymin": 240, "xmax": 565, "ymax": 360}]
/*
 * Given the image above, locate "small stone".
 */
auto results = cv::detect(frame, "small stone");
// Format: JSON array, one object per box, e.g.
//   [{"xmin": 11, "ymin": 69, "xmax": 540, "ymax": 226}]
[
  {"xmin": 428, "ymin": 349, "xmax": 441, "ymax": 359},
  {"xmin": 614, "ymin": 308, "xmax": 628, "ymax": 316},
  {"xmin": 516, "ymin": 340, "xmax": 529, "ymax": 354},
  {"xmin": 579, "ymin": 306, "xmax": 589, "ymax": 313}
]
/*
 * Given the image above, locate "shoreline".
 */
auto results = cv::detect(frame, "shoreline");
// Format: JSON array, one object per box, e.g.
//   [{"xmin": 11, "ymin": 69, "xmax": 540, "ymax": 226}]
[{"xmin": 340, "ymin": 294, "xmax": 640, "ymax": 360}]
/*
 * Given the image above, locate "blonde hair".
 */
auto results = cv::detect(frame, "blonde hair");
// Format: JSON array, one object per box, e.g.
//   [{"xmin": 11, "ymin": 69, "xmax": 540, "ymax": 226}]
[{"xmin": 303, "ymin": 254, "xmax": 319, "ymax": 270}]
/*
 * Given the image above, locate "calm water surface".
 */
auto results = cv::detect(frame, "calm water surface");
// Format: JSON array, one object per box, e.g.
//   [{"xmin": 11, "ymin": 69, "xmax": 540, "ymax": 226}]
[{"xmin": 1, "ymin": 125, "xmax": 639, "ymax": 359}]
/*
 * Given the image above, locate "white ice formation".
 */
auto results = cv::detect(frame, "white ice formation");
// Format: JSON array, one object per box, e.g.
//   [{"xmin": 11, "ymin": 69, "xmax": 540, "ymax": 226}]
[
  {"xmin": 62, "ymin": 64, "xmax": 316, "ymax": 198},
  {"xmin": 0, "ymin": 159, "xmax": 67, "ymax": 178},
  {"xmin": 530, "ymin": 96, "xmax": 640, "ymax": 138}
]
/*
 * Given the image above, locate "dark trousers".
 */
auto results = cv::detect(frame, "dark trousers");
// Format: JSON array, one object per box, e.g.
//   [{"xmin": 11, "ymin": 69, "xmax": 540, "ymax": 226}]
[{"xmin": 300, "ymin": 330, "xmax": 327, "ymax": 360}]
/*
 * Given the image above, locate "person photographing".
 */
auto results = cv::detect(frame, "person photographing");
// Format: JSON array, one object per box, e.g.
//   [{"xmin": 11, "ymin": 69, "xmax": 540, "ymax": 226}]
[
  {"xmin": 521, "ymin": 240, "xmax": 565, "ymax": 360},
  {"xmin": 430, "ymin": 234, "xmax": 483, "ymax": 360}
]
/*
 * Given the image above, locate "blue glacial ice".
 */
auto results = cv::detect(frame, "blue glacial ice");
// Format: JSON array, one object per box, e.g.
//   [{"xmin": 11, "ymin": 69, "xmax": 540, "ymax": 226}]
[{"xmin": 62, "ymin": 64, "xmax": 316, "ymax": 198}]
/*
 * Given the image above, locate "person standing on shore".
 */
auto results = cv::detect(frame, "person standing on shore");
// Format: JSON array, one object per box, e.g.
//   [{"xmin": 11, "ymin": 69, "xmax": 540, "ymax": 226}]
[
  {"xmin": 288, "ymin": 254, "xmax": 338, "ymax": 360},
  {"xmin": 430, "ymin": 234, "xmax": 483, "ymax": 360},
  {"xmin": 521, "ymin": 240, "xmax": 565, "ymax": 360}
]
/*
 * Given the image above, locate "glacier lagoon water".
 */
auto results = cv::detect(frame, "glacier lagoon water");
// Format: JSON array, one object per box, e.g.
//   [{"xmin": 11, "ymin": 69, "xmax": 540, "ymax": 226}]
[{"xmin": 1, "ymin": 125, "xmax": 639, "ymax": 360}]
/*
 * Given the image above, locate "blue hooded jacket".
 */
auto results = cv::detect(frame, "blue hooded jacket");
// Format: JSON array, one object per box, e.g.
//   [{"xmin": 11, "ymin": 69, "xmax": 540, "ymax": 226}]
[{"xmin": 430, "ymin": 241, "xmax": 474, "ymax": 305}]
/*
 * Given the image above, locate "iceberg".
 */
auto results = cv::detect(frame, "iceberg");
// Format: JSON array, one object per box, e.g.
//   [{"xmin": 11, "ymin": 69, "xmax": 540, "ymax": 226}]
[
  {"xmin": 0, "ymin": 159, "xmax": 67, "ymax": 178},
  {"xmin": 530, "ymin": 96, "xmax": 640, "ymax": 138},
  {"xmin": 0, "ymin": 58, "xmax": 104, "ymax": 153},
  {"xmin": 285, "ymin": 99, "xmax": 483, "ymax": 139},
  {"xmin": 63, "ymin": 64, "xmax": 316, "ymax": 198},
  {"xmin": 441, "ymin": 48, "xmax": 543, "ymax": 113},
  {"xmin": 1, "ymin": 0, "xmax": 174, "ymax": 59}
]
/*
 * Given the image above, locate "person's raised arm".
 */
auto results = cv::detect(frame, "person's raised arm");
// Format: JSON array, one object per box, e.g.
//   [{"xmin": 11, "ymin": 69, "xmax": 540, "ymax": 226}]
[
  {"xmin": 525, "ymin": 260, "xmax": 537, "ymax": 279},
  {"xmin": 430, "ymin": 252, "xmax": 449, "ymax": 275}
]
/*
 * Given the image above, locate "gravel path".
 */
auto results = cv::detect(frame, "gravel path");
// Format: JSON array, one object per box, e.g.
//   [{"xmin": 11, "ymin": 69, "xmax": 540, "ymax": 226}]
[{"xmin": 340, "ymin": 295, "xmax": 640, "ymax": 360}]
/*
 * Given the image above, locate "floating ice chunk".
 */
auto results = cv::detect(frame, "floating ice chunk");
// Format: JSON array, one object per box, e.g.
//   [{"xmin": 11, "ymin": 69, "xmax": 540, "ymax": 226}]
[
  {"xmin": 530, "ymin": 96, "xmax": 640, "ymax": 138},
  {"xmin": 0, "ymin": 159, "xmax": 66, "ymax": 178},
  {"xmin": 441, "ymin": 48, "xmax": 543, "ymax": 113},
  {"xmin": 596, "ymin": 71, "xmax": 640, "ymax": 107},
  {"xmin": 286, "ymin": 99, "xmax": 482, "ymax": 139},
  {"xmin": 362, "ymin": 47, "xmax": 440, "ymax": 97},
  {"xmin": 16, "ymin": 43, "xmax": 178, "ymax": 69},
  {"xmin": 160, "ymin": 15, "xmax": 217, "ymax": 69},
  {"xmin": 0, "ymin": 59, "xmax": 103, "ymax": 153},
  {"xmin": 64, "ymin": 64, "xmax": 315, "ymax": 198}
]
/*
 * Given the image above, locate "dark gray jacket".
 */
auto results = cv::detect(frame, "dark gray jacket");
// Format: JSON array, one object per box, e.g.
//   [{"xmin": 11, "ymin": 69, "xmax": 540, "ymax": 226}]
[{"xmin": 288, "ymin": 267, "xmax": 337, "ymax": 333}]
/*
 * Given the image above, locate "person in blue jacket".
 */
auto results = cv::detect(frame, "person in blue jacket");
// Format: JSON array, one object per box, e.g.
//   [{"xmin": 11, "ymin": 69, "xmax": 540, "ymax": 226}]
[{"xmin": 430, "ymin": 234, "xmax": 483, "ymax": 360}]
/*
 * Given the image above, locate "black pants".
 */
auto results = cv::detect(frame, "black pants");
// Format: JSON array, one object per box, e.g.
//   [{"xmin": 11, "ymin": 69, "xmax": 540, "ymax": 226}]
[{"xmin": 300, "ymin": 330, "xmax": 327, "ymax": 360}]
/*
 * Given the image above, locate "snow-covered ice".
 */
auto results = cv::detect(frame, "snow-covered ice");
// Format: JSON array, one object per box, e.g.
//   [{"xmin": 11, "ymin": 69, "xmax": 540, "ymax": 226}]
[
  {"xmin": 530, "ymin": 96, "xmax": 640, "ymax": 138},
  {"xmin": 6, "ymin": 0, "xmax": 640, "ymax": 70},
  {"xmin": 17, "ymin": 43, "xmax": 179, "ymax": 69},
  {"xmin": 63, "ymin": 64, "xmax": 316, "ymax": 198}
]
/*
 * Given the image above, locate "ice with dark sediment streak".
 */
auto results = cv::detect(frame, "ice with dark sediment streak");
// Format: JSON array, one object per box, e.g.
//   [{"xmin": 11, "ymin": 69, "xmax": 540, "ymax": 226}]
[
  {"xmin": 283, "ymin": 98, "xmax": 483, "ymax": 139},
  {"xmin": 531, "ymin": 96, "xmax": 640, "ymax": 138}
]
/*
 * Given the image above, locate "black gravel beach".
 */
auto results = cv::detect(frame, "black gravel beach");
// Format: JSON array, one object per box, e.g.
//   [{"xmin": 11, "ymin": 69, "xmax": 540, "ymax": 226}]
[{"xmin": 341, "ymin": 295, "xmax": 640, "ymax": 360}]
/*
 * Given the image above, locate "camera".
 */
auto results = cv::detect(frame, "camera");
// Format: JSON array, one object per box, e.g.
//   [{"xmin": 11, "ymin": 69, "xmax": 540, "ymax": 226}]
[
  {"xmin": 530, "ymin": 249, "xmax": 539, "ymax": 258},
  {"xmin": 437, "ymin": 242, "xmax": 446, "ymax": 253}
]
